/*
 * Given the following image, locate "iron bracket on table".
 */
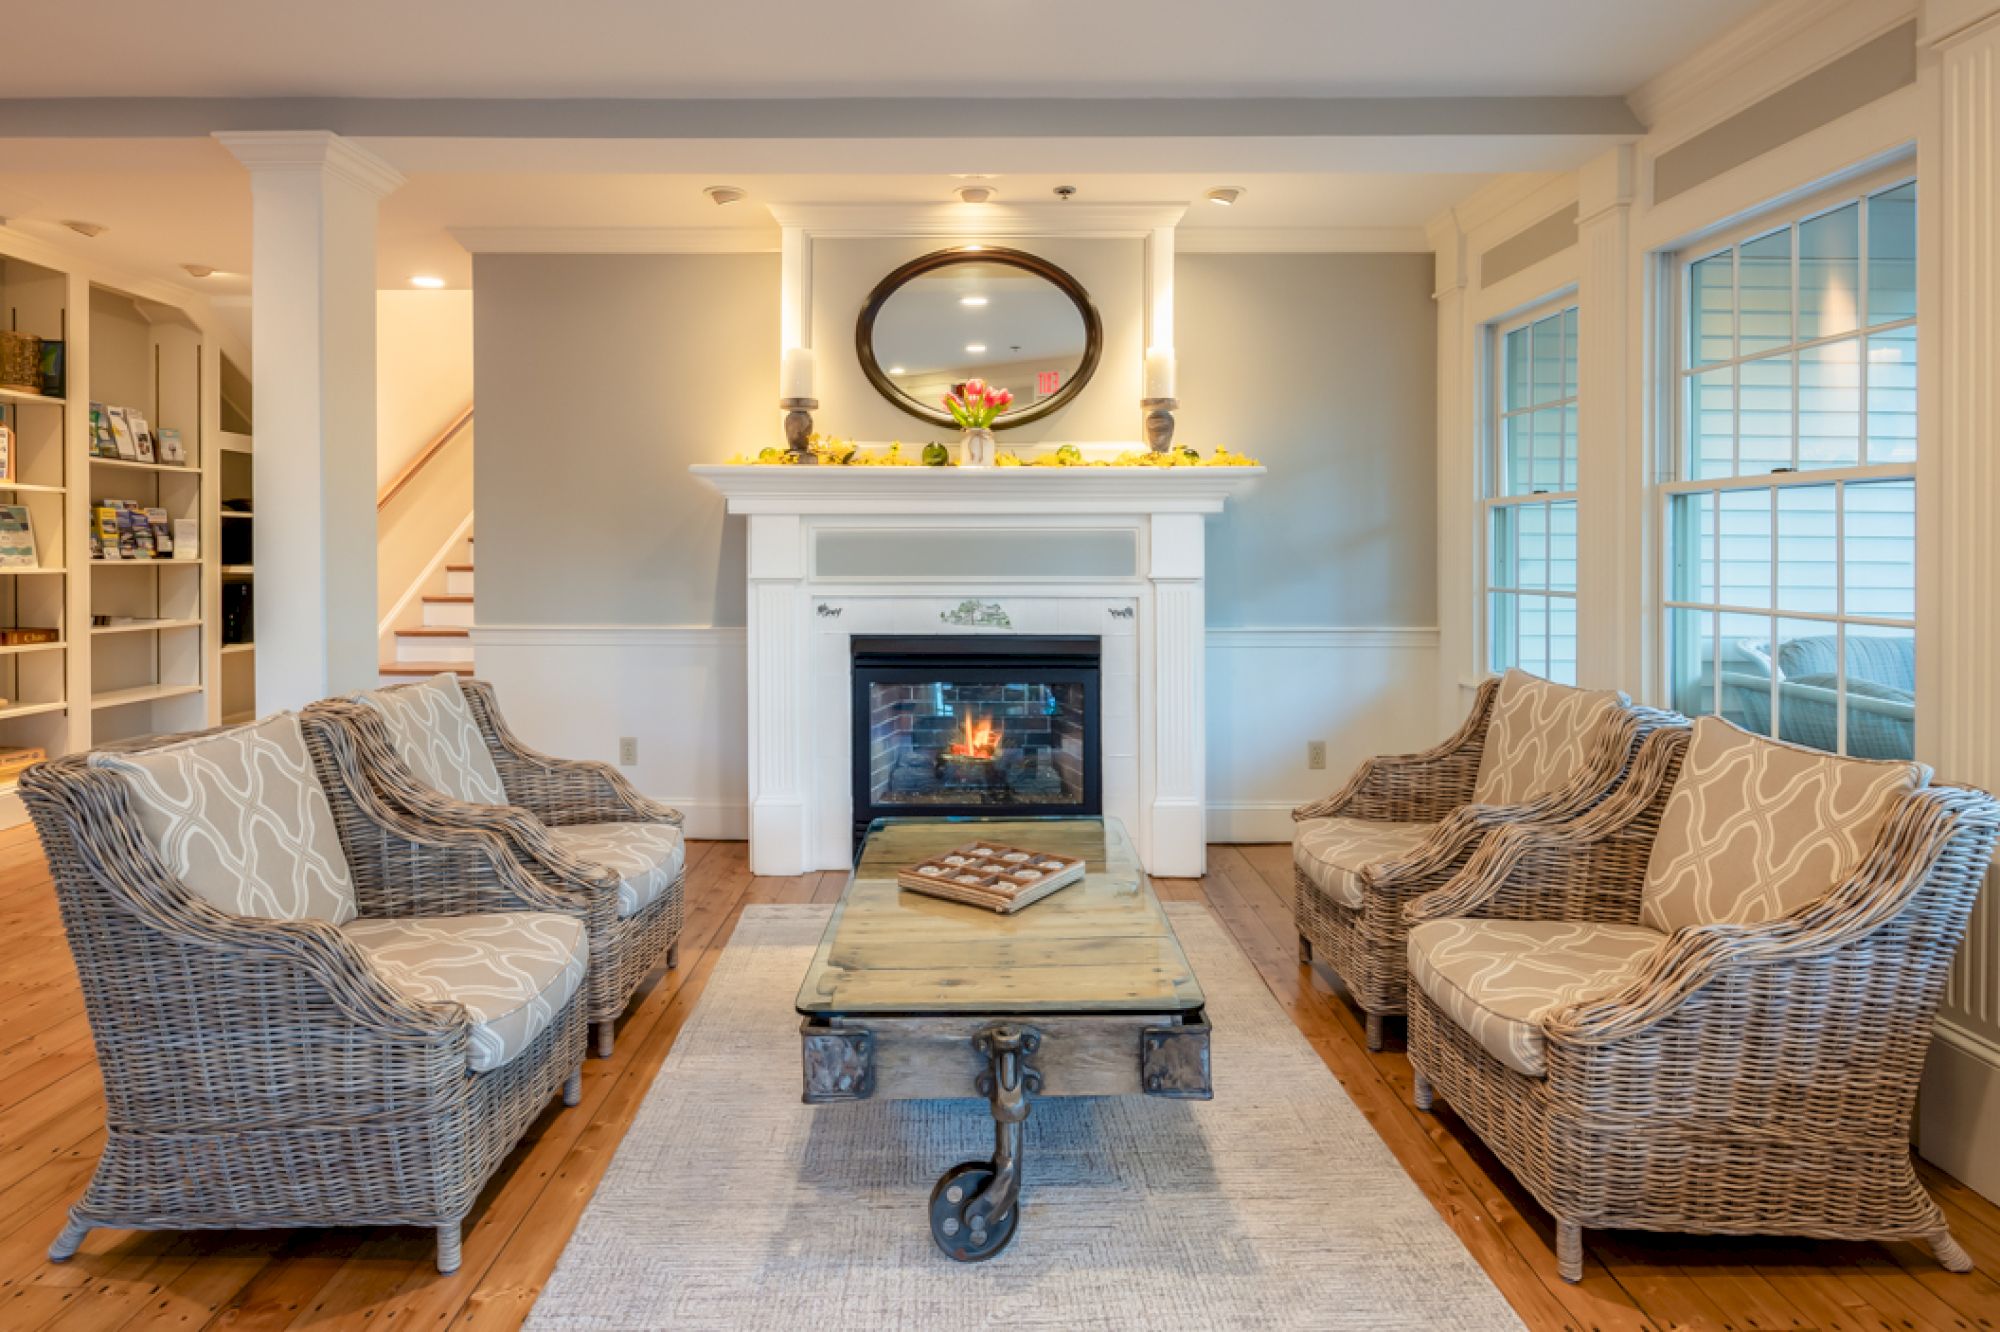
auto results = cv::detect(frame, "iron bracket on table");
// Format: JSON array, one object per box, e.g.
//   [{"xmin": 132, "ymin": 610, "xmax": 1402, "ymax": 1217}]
[
  {"xmin": 800, "ymin": 1021, "xmax": 875, "ymax": 1103},
  {"xmin": 1141, "ymin": 1016, "xmax": 1213, "ymax": 1100}
]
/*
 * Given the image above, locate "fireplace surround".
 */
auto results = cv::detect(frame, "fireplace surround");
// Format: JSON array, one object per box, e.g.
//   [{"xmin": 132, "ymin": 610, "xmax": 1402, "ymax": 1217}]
[{"xmin": 851, "ymin": 635, "xmax": 1102, "ymax": 843}]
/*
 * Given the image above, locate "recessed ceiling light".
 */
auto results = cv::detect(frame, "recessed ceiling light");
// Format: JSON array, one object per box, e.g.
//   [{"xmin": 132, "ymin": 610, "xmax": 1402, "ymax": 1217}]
[
  {"xmin": 965, "ymin": 343, "xmax": 987, "ymax": 353},
  {"xmin": 1204, "ymin": 186, "xmax": 1245, "ymax": 206},
  {"xmin": 704, "ymin": 185, "xmax": 747, "ymax": 206},
  {"xmin": 955, "ymin": 185, "xmax": 997, "ymax": 204},
  {"xmin": 960, "ymin": 295, "xmax": 988, "ymax": 307},
  {"xmin": 62, "ymin": 220, "xmax": 108, "ymax": 238},
  {"xmin": 409, "ymin": 275, "xmax": 446, "ymax": 289},
  {"xmin": 888, "ymin": 366, "xmax": 908, "ymax": 375},
  {"xmin": 181, "ymin": 264, "xmax": 218, "ymax": 279}
]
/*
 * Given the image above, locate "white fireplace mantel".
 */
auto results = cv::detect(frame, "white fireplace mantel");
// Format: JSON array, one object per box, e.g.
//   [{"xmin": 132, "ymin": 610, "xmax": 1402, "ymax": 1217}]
[{"xmin": 691, "ymin": 464, "xmax": 1265, "ymax": 877}]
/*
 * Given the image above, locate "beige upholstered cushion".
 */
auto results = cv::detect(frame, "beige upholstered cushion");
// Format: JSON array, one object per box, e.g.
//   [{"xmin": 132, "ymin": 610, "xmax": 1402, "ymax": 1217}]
[
  {"xmin": 1407, "ymin": 919, "xmax": 1666, "ymax": 1077},
  {"xmin": 90, "ymin": 713, "xmax": 357, "ymax": 925},
  {"xmin": 549, "ymin": 822, "xmax": 686, "ymax": 918},
  {"xmin": 1640, "ymin": 716, "xmax": 1932, "ymax": 935},
  {"xmin": 1472, "ymin": 669, "xmax": 1628, "ymax": 807},
  {"xmin": 1294, "ymin": 817, "xmax": 1438, "ymax": 909},
  {"xmin": 343, "ymin": 912, "xmax": 587, "ymax": 1072},
  {"xmin": 352, "ymin": 673, "xmax": 509, "ymax": 808}
]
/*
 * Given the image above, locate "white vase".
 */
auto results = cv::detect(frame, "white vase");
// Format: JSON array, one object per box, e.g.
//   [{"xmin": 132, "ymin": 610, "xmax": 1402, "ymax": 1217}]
[{"xmin": 960, "ymin": 427, "xmax": 995, "ymax": 469}]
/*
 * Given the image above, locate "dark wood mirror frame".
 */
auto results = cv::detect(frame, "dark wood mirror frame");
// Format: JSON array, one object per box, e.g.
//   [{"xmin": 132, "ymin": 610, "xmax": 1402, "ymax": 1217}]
[{"xmin": 855, "ymin": 245, "xmax": 1104, "ymax": 431}]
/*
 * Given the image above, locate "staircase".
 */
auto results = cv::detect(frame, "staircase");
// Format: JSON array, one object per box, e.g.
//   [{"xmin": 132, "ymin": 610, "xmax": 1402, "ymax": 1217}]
[{"xmin": 381, "ymin": 536, "xmax": 475, "ymax": 681}]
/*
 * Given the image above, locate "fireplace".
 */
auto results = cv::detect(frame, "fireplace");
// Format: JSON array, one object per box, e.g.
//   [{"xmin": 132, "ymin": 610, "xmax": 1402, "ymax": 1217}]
[{"xmin": 851, "ymin": 636, "xmax": 1102, "ymax": 843}]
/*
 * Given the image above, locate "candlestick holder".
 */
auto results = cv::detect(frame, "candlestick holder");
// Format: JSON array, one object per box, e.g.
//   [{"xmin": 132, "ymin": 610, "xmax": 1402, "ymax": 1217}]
[
  {"xmin": 780, "ymin": 397, "xmax": 820, "ymax": 464},
  {"xmin": 1141, "ymin": 397, "xmax": 1179, "ymax": 454}
]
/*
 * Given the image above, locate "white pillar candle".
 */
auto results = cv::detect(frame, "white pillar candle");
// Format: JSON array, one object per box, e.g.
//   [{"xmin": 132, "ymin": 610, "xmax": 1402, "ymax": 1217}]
[
  {"xmin": 1144, "ymin": 345, "xmax": 1177, "ymax": 400},
  {"xmin": 780, "ymin": 345, "xmax": 814, "ymax": 400}
]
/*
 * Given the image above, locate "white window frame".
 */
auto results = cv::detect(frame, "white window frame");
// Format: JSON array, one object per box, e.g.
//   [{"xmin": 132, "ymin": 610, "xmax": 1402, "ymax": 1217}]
[
  {"xmin": 1656, "ymin": 162, "xmax": 1918, "ymax": 755},
  {"xmin": 1482, "ymin": 294, "xmax": 1580, "ymax": 684}
]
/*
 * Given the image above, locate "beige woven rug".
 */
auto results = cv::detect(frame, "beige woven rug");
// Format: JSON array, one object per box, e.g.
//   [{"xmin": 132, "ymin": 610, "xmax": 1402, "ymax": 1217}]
[{"xmin": 526, "ymin": 903, "xmax": 1526, "ymax": 1330}]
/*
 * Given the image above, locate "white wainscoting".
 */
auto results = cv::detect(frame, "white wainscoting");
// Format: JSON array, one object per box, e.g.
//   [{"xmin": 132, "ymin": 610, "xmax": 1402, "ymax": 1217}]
[{"xmin": 472, "ymin": 623, "xmax": 1440, "ymax": 847}]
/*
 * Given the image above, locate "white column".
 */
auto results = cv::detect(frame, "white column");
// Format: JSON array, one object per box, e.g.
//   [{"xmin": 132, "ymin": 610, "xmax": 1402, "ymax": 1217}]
[
  {"xmin": 1573, "ymin": 147, "xmax": 1640, "ymax": 692},
  {"xmin": 1428, "ymin": 215, "xmax": 1479, "ymax": 729},
  {"xmin": 217, "ymin": 131, "xmax": 402, "ymax": 708},
  {"xmin": 1916, "ymin": 0, "xmax": 2000, "ymax": 1203},
  {"xmin": 744, "ymin": 512, "xmax": 810, "ymax": 875},
  {"xmin": 1146, "ymin": 512, "xmax": 1206, "ymax": 875}
]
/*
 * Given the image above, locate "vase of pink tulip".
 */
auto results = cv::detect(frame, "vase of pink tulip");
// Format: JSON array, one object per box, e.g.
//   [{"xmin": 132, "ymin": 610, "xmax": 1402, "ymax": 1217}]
[{"xmin": 944, "ymin": 379, "xmax": 1012, "ymax": 468}]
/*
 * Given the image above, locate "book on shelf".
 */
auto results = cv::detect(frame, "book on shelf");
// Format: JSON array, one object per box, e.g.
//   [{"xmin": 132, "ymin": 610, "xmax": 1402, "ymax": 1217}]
[
  {"xmin": 144, "ymin": 507, "xmax": 173, "ymax": 556},
  {"xmin": 88, "ymin": 404, "xmax": 119, "ymax": 458},
  {"xmin": 0, "ymin": 505, "xmax": 36, "ymax": 569},
  {"xmin": 173, "ymin": 518, "xmax": 198, "ymax": 560},
  {"xmin": 155, "ymin": 427, "xmax": 186, "ymax": 466},
  {"xmin": 128, "ymin": 412, "xmax": 156, "ymax": 463},
  {"xmin": 0, "ymin": 418, "xmax": 13, "ymax": 484},
  {"xmin": 105, "ymin": 407, "xmax": 139, "ymax": 460},
  {"xmin": 37, "ymin": 341, "xmax": 61, "ymax": 398},
  {"xmin": 92, "ymin": 506, "xmax": 121, "ymax": 559},
  {"xmin": 0, "ymin": 627, "xmax": 60, "ymax": 645}
]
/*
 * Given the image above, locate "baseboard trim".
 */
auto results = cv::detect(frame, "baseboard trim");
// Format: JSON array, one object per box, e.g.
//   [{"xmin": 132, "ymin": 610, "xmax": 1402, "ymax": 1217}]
[
  {"xmin": 670, "ymin": 799, "xmax": 748, "ymax": 841},
  {"xmin": 1206, "ymin": 801, "xmax": 1301, "ymax": 845}
]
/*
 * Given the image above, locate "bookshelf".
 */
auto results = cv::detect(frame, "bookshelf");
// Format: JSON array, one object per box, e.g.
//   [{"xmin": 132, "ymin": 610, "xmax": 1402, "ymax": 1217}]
[
  {"xmin": 0, "ymin": 229, "xmax": 230, "ymax": 825},
  {"xmin": 219, "ymin": 423, "xmax": 253, "ymax": 723}
]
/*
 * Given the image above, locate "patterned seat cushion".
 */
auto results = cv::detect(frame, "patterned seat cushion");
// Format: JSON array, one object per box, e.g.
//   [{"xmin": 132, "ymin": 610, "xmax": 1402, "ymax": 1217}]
[
  {"xmin": 1640, "ymin": 716, "xmax": 1932, "ymax": 934},
  {"xmin": 342, "ymin": 913, "xmax": 587, "ymax": 1072},
  {"xmin": 1407, "ymin": 919, "xmax": 1667, "ymax": 1076},
  {"xmin": 548, "ymin": 822, "xmax": 686, "ymax": 918},
  {"xmin": 1294, "ymin": 817, "xmax": 1438, "ymax": 909},
  {"xmin": 351, "ymin": 673, "xmax": 509, "ymax": 807},
  {"xmin": 1472, "ymin": 669, "xmax": 1629, "ymax": 807},
  {"xmin": 90, "ymin": 713, "xmax": 357, "ymax": 924}
]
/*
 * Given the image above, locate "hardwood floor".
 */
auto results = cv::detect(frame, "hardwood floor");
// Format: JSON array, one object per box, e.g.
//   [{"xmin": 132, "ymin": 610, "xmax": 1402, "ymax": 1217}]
[{"xmin": 3, "ymin": 825, "xmax": 1998, "ymax": 1331}]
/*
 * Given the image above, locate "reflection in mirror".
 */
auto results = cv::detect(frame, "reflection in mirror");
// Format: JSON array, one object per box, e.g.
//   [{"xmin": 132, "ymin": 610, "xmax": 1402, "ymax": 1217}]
[{"xmin": 857, "ymin": 247, "xmax": 1101, "ymax": 430}]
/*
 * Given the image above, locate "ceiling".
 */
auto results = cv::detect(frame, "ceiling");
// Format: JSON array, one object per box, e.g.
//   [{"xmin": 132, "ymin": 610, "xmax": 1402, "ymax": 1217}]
[{"xmin": 9, "ymin": 0, "xmax": 1765, "ymax": 99}]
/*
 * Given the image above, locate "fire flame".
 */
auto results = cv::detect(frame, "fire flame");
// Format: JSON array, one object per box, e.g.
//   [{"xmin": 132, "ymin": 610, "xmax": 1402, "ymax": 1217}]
[{"xmin": 948, "ymin": 712, "xmax": 1002, "ymax": 759}]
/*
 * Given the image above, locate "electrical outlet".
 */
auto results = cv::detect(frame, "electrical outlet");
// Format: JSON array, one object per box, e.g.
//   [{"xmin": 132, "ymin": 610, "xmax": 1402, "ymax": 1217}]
[
  {"xmin": 1307, "ymin": 740, "xmax": 1327, "ymax": 771},
  {"xmin": 618, "ymin": 736, "xmax": 639, "ymax": 767}
]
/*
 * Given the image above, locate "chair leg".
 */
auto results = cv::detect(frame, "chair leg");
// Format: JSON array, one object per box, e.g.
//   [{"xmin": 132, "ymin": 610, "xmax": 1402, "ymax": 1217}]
[
  {"xmin": 1556, "ymin": 1220, "xmax": 1584, "ymax": 1283},
  {"xmin": 1412, "ymin": 1071, "xmax": 1434, "ymax": 1112},
  {"xmin": 1364, "ymin": 1011, "xmax": 1384, "ymax": 1052},
  {"xmin": 48, "ymin": 1212, "xmax": 91, "ymax": 1262},
  {"xmin": 435, "ymin": 1222, "xmax": 462, "ymax": 1274},
  {"xmin": 1297, "ymin": 933, "xmax": 1312, "ymax": 964},
  {"xmin": 594, "ymin": 1021, "xmax": 615, "ymax": 1059},
  {"xmin": 563, "ymin": 1065, "xmax": 583, "ymax": 1106},
  {"xmin": 1932, "ymin": 1228, "xmax": 1975, "ymax": 1272}
]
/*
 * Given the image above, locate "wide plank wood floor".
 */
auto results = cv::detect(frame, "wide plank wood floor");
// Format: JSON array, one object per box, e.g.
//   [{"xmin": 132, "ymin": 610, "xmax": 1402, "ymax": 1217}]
[{"xmin": 4, "ymin": 826, "xmax": 2000, "ymax": 1330}]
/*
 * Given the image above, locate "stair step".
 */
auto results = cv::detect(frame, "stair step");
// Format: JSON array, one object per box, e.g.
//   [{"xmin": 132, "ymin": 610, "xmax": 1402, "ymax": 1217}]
[{"xmin": 380, "ymin": 661, "xmax": 473, "ymax": 678}]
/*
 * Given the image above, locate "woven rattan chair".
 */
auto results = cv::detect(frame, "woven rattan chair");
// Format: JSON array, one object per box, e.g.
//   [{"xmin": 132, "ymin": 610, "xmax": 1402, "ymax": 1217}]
[
  {"xmin": 1292, "ymin": 669, "xmax": 1680, "ymax": 1049},
  {"xmin": 23, "ymin": 712, "xmax": 592, "ymax": 1274},
  {"xmin": 310, "ymin": 673, "xmax": 685, "ymax": 1057},
  {"xmin": 1402, "ymin": 717, "xmax": 2000, "ymax": 1283}
]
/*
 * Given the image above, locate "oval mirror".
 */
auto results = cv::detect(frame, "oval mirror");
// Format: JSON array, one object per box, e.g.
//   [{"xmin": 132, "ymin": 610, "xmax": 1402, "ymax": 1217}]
[{"xmin": 856, "ymin": 246, "xmax": 1103, "ymax": 430}]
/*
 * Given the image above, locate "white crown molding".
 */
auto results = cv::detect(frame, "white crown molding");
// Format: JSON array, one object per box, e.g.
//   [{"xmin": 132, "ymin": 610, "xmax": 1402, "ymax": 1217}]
[
  {"xmin": 1920, "ymin": 0, "xmax": 2000, "ymax": 46},
  {"xmin": 449, "ymin": 225, "xmax": 778, "ymax": 254},
  {"xmin": 1627, "ymin": 0, "xmax": 1916, "ymax": 149},
  {"xmin": 764, "ymin": 201, "xmax": 1187, "ymax": 238},
  {"xmin": 0, "ymin": 222, "xmax": 215, "ymax": 322},
  {"xmin": 1175, "ymin": 226, "xmax": 1429, "ymax": 254},
  {"xmin": 1435, "ymin": 172, "xmax": 1566, "ymax": 240},
  {"xmin": 213, "ymin": 129, "xmax": 406, "ymax": 197}
]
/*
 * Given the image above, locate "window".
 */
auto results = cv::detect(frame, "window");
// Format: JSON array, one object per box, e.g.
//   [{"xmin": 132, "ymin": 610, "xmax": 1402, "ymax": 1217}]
[
  {"xmin": 1663, "ymin": 174, "xmax": 1916, "ymax": 758},
  {"xmin": 1485, "ymin": 301, "xmax": 1579, "ymax": 684}
]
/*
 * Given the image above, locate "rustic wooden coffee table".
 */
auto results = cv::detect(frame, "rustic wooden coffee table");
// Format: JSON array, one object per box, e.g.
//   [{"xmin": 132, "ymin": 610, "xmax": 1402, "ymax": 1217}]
[{"xmin": 796, "ymin": 816, "xmax": 1210, "ymax": 1261}]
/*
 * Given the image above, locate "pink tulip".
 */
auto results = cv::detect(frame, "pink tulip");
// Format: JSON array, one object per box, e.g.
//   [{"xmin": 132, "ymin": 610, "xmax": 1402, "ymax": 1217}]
[
  {"xmin": 993, "ymin": 389, "xmax": 1014, "ymax": 406},
  {"xmin": 964, "ymin": 378, "xmax": 985, "ymax": 398},
  {"xmin": 943, "ymin": 393, "xmax": 962, "ymax": 412}
]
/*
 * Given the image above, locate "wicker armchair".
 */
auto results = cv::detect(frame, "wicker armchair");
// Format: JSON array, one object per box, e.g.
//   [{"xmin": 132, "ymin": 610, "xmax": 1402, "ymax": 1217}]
[
  {"xmin": 23, "ymin": 713, "xmax": 592, "ymax": 1274},
  {"xmin": 1292, "ymin": 668, "xmax": 1680, "ymax": 1049},
  {"xmin": 1402, "ymin": 718, "xmax": 2000, "ymax": 1283},
  {"xmin": 309, "ymin": 673, "xmax": 685, "ymax": 1057}
]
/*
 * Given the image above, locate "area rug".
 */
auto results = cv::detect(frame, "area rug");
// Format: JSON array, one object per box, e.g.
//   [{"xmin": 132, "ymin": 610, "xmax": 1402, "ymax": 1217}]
[{"xmin": 526, "ymin": 904, "xmax": 1526, "ymax": 1330}]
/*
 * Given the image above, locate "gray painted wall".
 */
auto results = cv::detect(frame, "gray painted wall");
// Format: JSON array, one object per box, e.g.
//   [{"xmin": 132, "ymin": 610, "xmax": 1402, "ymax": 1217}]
[
  {"xmin": 472, "ymin": 247, "xmax": 1435, "ymax": 629},
  {"xmin": 1177, "ymin": 252, "xmax": 1437, "ymax": 627}
]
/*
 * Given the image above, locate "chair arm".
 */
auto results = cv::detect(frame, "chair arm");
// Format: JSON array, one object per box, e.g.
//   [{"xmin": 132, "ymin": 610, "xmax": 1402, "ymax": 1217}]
[
  {"xmin": 1404, "ymin": 724, "xmax": 1693, "ymax": 925},
  {"xmin": 1294, "ymin": 677, "xmax": 1498, "ymax": 823},
  {"xmin": 300, "ymin": 708, "xmax": 611, "ymax": 927},
  {"xmin": 460, "ymin": 679, "xmax": 684, "ymax": 828},
  {"xmin": 1546, "ymin": 783, "xmax": 2000, "ymax": 1052}
]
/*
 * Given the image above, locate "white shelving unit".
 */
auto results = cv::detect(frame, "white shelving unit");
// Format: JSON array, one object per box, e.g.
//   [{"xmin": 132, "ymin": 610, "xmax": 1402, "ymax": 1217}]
[
  {"xmin": 0, "ymin": 229, "xmax": 229, "ymax": 825},
  {"xmin": 218, "ymin": 423, "xmax": 253, "ymax": 724}
]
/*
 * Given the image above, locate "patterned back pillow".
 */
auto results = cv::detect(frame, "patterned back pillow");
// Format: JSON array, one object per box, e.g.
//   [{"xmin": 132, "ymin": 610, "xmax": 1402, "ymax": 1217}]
[
  {"xmin": 351, "ymin": 673, "xmax": 509, "ymax": 807},
  {"xmin": 1640, "ymin": 715, "xmax": 1931, "ymax": 934},
  {"xmin": 90, "ymin": 713, "xmax": 358, "ymax": 923},
  {"xmin": 1471, "ymin": 669, "xmax": 1629, "ymax": 807}
]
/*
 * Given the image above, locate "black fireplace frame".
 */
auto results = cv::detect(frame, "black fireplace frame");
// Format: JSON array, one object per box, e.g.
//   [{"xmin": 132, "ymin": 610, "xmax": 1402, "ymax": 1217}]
[{"xmin": 850, "ymin": 635, "xmax": 1102, "ymax": 845}]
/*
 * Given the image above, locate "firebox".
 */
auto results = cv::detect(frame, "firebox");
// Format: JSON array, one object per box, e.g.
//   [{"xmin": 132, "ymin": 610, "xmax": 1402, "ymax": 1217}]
[{"xmin": 851, "ymin": 635, "xmax": 1102, "ymax": 845}]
